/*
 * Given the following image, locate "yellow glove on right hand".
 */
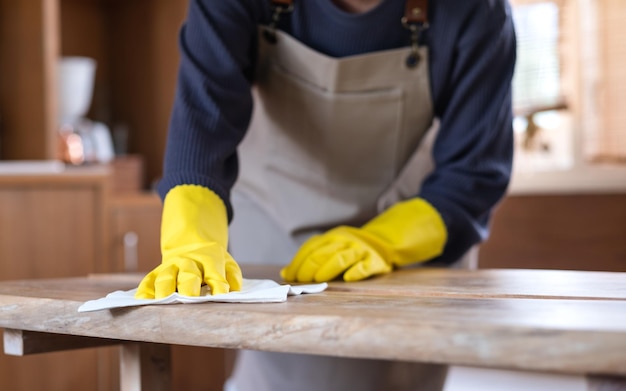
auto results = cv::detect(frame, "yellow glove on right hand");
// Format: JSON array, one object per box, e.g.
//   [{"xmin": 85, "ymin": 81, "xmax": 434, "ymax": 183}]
[{"xmin": 135, "ymin": 185, "xmax": 242, "ymax": 299}]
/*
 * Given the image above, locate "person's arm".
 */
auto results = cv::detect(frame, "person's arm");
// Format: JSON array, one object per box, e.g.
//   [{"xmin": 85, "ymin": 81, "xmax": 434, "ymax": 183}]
[
  {"xmin": 137, "ymin": 1, "xmax": 269, "ymax": 298},
  {"xmin": 421, "ymin": 0, "xmax": 516, "ymax": 263},
  {"xmin": 282, "ymin": 0, "xmax": 516, "ymax": 282},
  {"xmin": 157, "ymin": 0, "xmax": 269, "ymax": 218}
]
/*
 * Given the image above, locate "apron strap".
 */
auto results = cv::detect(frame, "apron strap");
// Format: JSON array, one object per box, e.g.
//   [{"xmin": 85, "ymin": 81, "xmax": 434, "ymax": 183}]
[
  {"xmin": 402, "ymin": 0, "xmax": 429, "ymax": 68},
  {"xmin": 264, "ymin": 0, "xmax": 430, "ymax": 68},
  {"xmin": 264, "ymin": 0, "xmax": 295, "ymax": 43}
]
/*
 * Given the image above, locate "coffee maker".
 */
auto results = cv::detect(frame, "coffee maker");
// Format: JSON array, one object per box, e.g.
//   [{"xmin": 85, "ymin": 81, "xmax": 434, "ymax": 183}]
[{"xmin": 57, "ymin": 56, "xmax": 114, "ymax": 165}]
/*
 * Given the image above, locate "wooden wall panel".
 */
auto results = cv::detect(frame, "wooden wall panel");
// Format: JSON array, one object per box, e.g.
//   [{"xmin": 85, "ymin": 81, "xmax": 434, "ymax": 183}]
[{"xmin": 0, "ymin": 0, "xmax": 59, "ymax": 160}]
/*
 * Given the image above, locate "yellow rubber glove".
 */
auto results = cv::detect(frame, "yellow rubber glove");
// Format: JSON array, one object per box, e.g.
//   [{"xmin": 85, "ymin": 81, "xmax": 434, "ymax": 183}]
[
  {"xmin": 281, "ymin": 197, "xmax": 447, "ymax": 283},
  {"xmin": 135, "ymin": 185, "xmax": 242, "ymax": 299}
]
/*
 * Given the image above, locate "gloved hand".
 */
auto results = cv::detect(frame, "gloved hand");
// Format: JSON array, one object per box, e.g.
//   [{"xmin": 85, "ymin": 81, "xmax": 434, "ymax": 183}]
[
  {"xmin": 281, "ymin": 197, "xmax": 447, "ymax": 282},
  {"xmin": 135, "ymin": 185, "xmax": 242, "ymax": 299}
]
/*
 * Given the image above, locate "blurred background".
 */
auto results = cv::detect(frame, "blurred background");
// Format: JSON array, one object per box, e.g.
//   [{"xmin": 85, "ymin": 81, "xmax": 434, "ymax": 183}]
[{"xmin": 0, "ymin": 0, "xmax": 624, "ymax": 389}]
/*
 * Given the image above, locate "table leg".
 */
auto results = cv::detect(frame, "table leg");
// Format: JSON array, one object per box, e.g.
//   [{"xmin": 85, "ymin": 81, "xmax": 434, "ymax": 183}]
[{"xmin": 120, "ymin": 342, "xmax": 171, "ymax": 391}]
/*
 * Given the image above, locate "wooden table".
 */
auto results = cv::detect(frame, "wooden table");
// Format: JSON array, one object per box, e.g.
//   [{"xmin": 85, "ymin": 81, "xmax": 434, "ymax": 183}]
[{"xmin": 1, "ymin": 266, "xmax": 625, "ymax": 390}]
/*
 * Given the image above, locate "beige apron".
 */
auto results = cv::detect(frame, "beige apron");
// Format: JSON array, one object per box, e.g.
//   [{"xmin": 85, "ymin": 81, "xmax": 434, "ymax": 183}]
[
  {"xmin": 225, "ymin": 21, "xmax": 455, "ymax": 391},
  {"xmin": 230, "ymin": 27, "xmax": 436, "ymax": 263}
]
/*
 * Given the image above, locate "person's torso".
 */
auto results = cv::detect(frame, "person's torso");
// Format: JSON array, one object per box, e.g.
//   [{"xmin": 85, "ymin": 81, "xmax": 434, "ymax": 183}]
[{"xmin": 229, "ymin": 0, "xmax": 437, "ymax": 264}]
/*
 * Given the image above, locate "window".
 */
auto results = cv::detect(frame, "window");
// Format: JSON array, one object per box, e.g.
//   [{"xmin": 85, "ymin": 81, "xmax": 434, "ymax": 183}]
[
  {"xmin": 513, "ymin": 2, "xmax": 563, "ymax": 113},
  {"xmin": 586, "ymin": 0, "xmax": 626, "ymax": 163},
  {"xmin": 509, "ymin": 0, "xmax": 626, "ymax": 193}
]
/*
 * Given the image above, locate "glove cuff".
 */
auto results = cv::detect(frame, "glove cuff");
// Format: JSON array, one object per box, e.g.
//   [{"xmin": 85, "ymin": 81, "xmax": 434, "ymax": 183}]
[
  {"xmin": 363, "ymin": 197, "xmax": 447, "ymax": 266},
  {"xmin": 161, "ymin": 185, "xmax": 229, "ymax": 255}
]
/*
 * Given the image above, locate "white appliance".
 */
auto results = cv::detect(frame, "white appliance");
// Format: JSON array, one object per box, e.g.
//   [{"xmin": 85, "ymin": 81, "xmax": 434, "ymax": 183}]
[{"xmin": 57, "ymin": 56, "xmax": 115, "ymax": 165}]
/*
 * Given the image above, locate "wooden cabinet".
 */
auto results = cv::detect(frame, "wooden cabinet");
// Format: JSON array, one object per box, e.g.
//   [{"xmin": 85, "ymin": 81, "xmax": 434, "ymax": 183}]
[
  {"xmin": 0, "ymin": 167, "xmax": 118, "ymax": 391},
  {"xmin": 109, "ymin": 193, "xmax": 162, "ymax": 273},
  {"xmin": 0, "ymin": 0, "xmax": 188, "ymax": 187},
  {"xmin": 0, "ymin": 167, "xmax": 112, "ymax": 278}
]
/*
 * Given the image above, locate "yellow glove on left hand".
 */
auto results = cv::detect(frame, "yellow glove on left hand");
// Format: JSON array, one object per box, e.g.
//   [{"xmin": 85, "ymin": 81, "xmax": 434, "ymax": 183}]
[{"xmin": 281, "ymin": 197, "xmax": 447, "ymax": 282}]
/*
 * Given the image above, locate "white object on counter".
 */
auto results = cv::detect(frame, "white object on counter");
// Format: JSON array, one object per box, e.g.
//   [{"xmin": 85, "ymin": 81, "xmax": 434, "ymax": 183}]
[
  {"xmin": 58, "ymin": 56, "xmax": 97, "ymax": 123},
  {"xmin": 91, "ymin": 121, "xmax": 115, "ymax": 163},
  {"xmin": 0, "ymin": 160, "xmax": 65, "ymax": 175}
]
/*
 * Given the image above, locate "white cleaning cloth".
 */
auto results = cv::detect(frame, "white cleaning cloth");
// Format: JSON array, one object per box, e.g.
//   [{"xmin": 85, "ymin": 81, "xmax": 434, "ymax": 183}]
[{"xmin": 78, "ymin": 279, "xmax": 327, "ymax": 312}]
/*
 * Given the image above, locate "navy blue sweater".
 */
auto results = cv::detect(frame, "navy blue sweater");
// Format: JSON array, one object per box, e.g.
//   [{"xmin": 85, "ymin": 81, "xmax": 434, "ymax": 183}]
[{"xmin": 158, "ymin": 0, "xmax": 517, "ymax": 264}]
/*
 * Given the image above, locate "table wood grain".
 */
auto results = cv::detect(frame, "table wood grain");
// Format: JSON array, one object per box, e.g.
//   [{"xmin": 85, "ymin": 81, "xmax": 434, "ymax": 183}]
[
  {"xmin": 1, "ymin": 267, "xmax": 625, "ymax": 377},
  {"xmin": 326, "ymin": 267, "xmax": 626, "ymax": 300}
]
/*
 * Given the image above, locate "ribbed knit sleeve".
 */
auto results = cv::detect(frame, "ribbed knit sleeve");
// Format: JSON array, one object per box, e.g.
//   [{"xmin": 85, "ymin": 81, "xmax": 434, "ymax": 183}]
[
  {"xmin": 157, "ymin": 0, "xmax": 269, "ymax": 219},
  {"xmin": 420, "ymin": 0, "xmax": 516, "ymax": 263}
]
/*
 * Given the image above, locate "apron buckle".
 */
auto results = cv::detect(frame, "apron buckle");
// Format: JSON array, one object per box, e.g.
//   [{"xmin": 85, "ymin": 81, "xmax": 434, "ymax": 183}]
[
  {"xmin": 264, "ymin": 2, "xmax": 295, "ymax": 44},
  {"xmin": 401, "ymin": 18, "xmax": 428, "ymax": 68}
]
